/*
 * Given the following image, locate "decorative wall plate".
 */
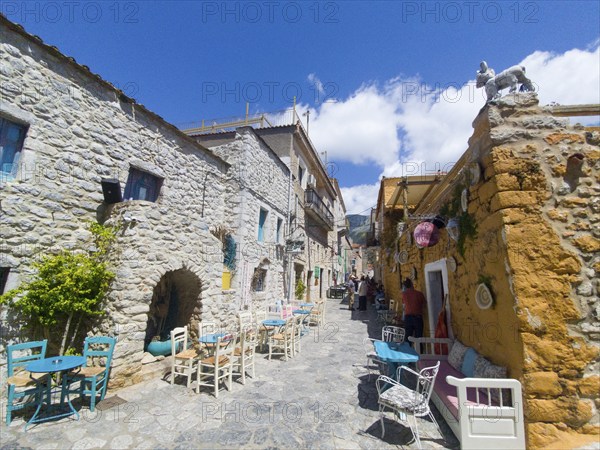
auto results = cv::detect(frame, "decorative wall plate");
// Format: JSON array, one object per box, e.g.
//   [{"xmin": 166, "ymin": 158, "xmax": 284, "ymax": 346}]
[
  {"xmin": 475, "ymin": 283, "xmax": 494, "ymax": 309},
  {"xmin": 398, "ymin": 250, "xmax": 409, "ymax": 264},
  {"xmin": 410, "ymin": 266, "xmax": 417, "ymax": 280},
  {"xmin": 469, "ymin": 162, "xmax": 481, "ymax": 185},
  {"xmin": 393, "ymin": 252, "xmax": 400, "ymax": 264},
  {"xmin": 461, "ymin": 189, "xmax": 468, "ymax": 212},
  {"xmin": 447, "ymin": 256, "xmax": 457, "ymax": 272}
]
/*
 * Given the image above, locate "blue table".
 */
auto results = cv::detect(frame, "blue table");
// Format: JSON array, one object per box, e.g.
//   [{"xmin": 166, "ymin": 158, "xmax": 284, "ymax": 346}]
[
  {"xmin": 25, "ymin": 355, "xmax": 86, "ymax": 430},
  {"xmin": 262, "ymin": 319, "xmax": 285, "ymax": 327},
  {"xmin": 374, "ymin": 341, "xmax": 419, "ymax": 380},
  {"xmin": 199, "ymin": 333, "xmax": 226, "ymax": 344}
]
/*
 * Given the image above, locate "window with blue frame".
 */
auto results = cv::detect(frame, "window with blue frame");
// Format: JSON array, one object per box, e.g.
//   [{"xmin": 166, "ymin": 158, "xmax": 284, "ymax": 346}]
[
  {"xmin": 258, "ymin": 208, "xmax": 268, "ymax": 242},
  {"xmin": 124, "ymin": 168, "xmax": 162, "ymax": 202},
  {"xmin": 0, "ymin": 117, "xmax": 27, "ymax": 180}
]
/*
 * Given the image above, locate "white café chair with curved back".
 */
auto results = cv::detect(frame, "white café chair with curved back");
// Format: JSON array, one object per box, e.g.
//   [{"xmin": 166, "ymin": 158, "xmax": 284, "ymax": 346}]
[
  {"xmin": 170, "ymin": 326, "xmax": 198, "ymax": 388},
  {"xmin": 196, "ymin": 332, "xmax": 237, "ymax": 398},
  {"xmin": 382, "ymin": 326, "xmax": 405, "ymax": 343},
  {"xmin": 362, "ymin": 337, "xmax": 387, "ymax": 380},
  {"xmin": 376, "ymin": 361, "xmax": 441, "ymax": 449}
]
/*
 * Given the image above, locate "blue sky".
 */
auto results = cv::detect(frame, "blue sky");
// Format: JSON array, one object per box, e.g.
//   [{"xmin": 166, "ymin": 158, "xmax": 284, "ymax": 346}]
[{"xmin": 4, "ymin": 1, "xmax": 599, "ymax": 214}]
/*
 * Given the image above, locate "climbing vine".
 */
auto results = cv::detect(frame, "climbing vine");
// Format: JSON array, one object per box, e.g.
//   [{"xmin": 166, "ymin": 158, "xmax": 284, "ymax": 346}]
[
  {"xmin": 0, "ymin": 222, "xmax": 117, "ymax": 355},
  {"xmin": 440, "ymin": 182, "xmax": 478, "ymax": 257}
]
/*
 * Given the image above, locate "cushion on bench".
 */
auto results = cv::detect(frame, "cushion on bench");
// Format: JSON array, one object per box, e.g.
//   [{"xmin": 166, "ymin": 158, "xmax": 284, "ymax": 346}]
[{"xmin": 418, "ymin": 360, "xmax": 490, "ymax": 419}]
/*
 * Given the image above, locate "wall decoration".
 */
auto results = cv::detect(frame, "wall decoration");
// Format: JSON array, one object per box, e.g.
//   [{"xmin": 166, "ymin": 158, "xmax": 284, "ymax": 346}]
[
  {"xmin": 414, "ymin": 221, "xmax": 440, "ymax": 248},
  {"xmin": 446, "ymin": 218, "xmax": 460, "ymax": 242},
  {"xmin": 475, "ymin": 283, "xmax": 494, "ymax": 309},
  {"xmin": 398, "ymin": 250, "xmax": 409, "ymax": 264},
  {"xmin": 410, "ymin": 266, "xmax": 417, "ymax": 280},
  {"xmin": 447, "ymin": 256, "xmax": 457, "ymax": 272},
  {"xmin": 469, "ymin": 162, "xmax": 481, "ymax": 185},
  {"xmin": 461, "ymin": 189, "xmax": 468, "ymax": 212}
]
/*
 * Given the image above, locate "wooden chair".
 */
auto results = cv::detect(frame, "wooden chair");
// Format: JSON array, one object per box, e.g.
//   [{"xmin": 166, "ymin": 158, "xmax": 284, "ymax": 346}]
[
  {"xmin": 5, "ymin": 340, "xmax": 49, "ymax": 425},
  {"xmin": 308, "ymin": 301, "xmax": 325, "ymax": 327},
  {"xmin": 268, "ymin": 318, "xmax": 294, "ymax": 361},
  {"xmin": 170, "ymin": 327, "xmax": 198, "ymax": 388},
  {"xmin": 292, "ymin": 313, "xmax": 304, "ymax": 356},
  {"xmin": 196, "ymin": 333, "xmax": 236, "ymax": 398},
  {"xmin": 376, "ymin": 361, "xmax": 441, "ymax": 449},
  {"xmin": 198, "ymin": 321, "xmax": 219, "ymax": 355},
  {"xmin": 237, "ymin": 311, "xmax": 253, "ymax": 330},
  {"xmin": 233, "ymin": 326, "xmax": 257, "ymax": 385}
]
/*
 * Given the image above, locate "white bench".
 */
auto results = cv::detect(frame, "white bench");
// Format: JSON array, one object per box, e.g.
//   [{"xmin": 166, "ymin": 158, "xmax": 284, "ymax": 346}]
[{"xmin": 410, "ymin": 337, "xmax": 526, "ymax": 450}]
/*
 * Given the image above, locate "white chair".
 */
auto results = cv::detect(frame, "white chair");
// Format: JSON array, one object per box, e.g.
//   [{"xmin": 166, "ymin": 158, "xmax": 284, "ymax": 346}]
[
  {"xmin": 382, "ymin": 326, "xmax": 405, "ymax": 343},
  {"xmin": 196, "ymin": 332, "xmax": 236, "ymax": 398},
  {"xmin": 292, "ymin": 313, "xmax": 304, "ymax": 356},
  {"xmin": 233, "ymin": 326, "xmax": 257, "ymax": 385},
  {"xmin": 198, "ymin": 321, "xmax": 219, "ymax": 354},
  {"xmin": 268, "ymin": 318, "xmax": 294, "ymax": 361},
  {"xmin": 362, "ymin": 337, "xmax": 387, "ymax": 380},
  {"xmin": 237, "ymin": 311, "xmax": 253, "ymax": 330},
  {"xmin": 170, "ymin": 327, "xmax": 198, "ymax": 388},
  {"xmin": 376, "ymin": 361, "xmax": 441, "ymax": 449},
  {"xmin": 308, "ymin": 301, "xmax": 324, "ymax": 327}
]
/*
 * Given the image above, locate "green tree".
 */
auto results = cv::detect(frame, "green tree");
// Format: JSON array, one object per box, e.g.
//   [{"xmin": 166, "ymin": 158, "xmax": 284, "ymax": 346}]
[
  {"xmin": 1, "ymin": 223, "xmax": 117, "ymax": 355},
  {"xmin": 295, "ymin": 278, "xmax": 306, "ymax": 300}
]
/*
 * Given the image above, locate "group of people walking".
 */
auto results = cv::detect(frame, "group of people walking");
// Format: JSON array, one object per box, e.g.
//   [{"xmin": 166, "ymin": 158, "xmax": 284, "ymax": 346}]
[{"xmin": 345, "ymin": 274, "xmax": 425, "ymax": 342}]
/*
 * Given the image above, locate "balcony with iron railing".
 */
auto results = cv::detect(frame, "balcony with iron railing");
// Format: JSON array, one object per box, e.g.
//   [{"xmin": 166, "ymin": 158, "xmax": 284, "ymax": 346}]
[{"xmin": 305, "ymin": 188, "xmax": 334, "ymax": 230}]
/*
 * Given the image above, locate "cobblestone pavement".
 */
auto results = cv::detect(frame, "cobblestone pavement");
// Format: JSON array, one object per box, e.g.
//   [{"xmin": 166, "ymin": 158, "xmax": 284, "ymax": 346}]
[{"xmin": 1, "ymin": 299, "xmax": 459, "ymax": 449}]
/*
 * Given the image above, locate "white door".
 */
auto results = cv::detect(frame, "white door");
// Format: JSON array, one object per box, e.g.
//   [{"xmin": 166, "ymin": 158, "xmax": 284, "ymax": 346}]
[{"xmin": 424, "ymin": 259, "xmax": 453, "ymax": 338}]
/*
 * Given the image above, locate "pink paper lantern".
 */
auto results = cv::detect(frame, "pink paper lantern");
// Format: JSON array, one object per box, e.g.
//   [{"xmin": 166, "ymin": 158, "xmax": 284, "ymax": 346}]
[{"xmin": 413, "ymin": 222, "xmax": 440, "ymax": 248}]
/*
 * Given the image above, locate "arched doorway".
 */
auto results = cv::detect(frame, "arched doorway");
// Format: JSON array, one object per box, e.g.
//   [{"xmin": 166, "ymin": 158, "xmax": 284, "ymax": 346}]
[{"xmin": 144, "ymin": 269, "xmax": 201, "ymax": 350}]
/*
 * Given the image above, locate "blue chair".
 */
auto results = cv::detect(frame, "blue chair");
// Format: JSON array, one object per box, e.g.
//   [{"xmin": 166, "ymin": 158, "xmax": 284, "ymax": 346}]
[
  {"xmin": 67, "ymin": 336, "xmax": 116, "ymax": 411},
  {"xmin": 5, "ymin": 340, "xmax": 49, "ymax": 425}
]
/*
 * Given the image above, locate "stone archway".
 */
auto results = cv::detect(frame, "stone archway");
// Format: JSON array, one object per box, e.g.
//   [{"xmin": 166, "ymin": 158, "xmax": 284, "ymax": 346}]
[{"xmin": 144, "ymin": 268, "xmax": 201, "ymax": 350}]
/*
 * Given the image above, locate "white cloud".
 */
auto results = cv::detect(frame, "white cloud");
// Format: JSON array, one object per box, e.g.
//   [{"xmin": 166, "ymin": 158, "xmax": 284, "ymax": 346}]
[{"xmin": 340, "ymin": 183, "xmax": 380, "ymax": 215}]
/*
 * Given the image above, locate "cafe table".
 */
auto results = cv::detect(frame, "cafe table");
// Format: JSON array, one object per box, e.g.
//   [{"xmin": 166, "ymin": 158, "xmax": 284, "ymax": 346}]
[
  {"xmin": 24, "ymin": 355, "xmax": 86, "ymax": 430},
  {"xmin": 374, "ymin": 340, "xmax": 419, "ymax": 381},
  {"xmin": 260, "ymin": 319, "xmax": 286, "ymax": 350},
  {"xmin": 199, "ymin": 333, "xmax": 226, "ymax": 344}
]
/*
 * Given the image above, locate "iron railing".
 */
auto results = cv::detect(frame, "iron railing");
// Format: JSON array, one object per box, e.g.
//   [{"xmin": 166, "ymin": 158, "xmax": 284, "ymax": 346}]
[{"xmin": 304, "ymin": 188, "xmax": 334, "ymax": 229}]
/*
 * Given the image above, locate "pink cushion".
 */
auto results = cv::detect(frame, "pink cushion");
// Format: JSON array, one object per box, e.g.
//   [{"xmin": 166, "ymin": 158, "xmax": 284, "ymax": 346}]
[{"xmin": 417, "ymin": 360, "xmax": 489, "ymax": 419}]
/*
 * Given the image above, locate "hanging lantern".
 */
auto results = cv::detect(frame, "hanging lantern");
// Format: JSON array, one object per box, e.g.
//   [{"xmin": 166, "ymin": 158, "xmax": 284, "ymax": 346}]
[
  {"xmin": 413, "ymin": 222, "xmax": 440, "ymax": 248},
  {"xmin": 446, "ymin": 218, "xmax": 460, "ymax": 242}
]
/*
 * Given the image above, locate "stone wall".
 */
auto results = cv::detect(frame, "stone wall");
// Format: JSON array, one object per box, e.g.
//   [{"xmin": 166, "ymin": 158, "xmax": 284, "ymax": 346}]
[
  {"xmin": 396, "ymin": 93, "xmax": 599, "ymax": 448},
  {"xmin": 1, "ymin": 21, "xmax": 230, "ymax": 388},
  {"xmin": 206, "ymin": 127, "xmax": 290, "ymax": 309}
]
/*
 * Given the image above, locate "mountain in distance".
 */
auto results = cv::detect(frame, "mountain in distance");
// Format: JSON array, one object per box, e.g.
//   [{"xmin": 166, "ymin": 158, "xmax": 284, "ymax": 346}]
[{"xmin": 347, "ymin": 214, "xmax": 370, "ymax": 245}]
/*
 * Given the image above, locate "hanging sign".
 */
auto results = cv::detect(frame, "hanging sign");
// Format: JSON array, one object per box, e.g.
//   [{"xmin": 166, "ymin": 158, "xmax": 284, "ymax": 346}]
[
  {"xmin": 413, "ymin": 222, "xmax": 440, "ymax": 248},
  {"xmin": 314, "ymin": 267, "xmax": 320, "ymax": 278}
]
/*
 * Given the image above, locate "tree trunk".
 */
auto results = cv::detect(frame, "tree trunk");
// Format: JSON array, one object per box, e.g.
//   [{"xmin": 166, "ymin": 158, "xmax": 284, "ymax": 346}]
[
  {"xmin": 59, "ymin": 311, "xmax": 73, "ymax": 356},
  {"xmin": 68, "ymin": 314, "xmax": 82, "ymax": 351}
]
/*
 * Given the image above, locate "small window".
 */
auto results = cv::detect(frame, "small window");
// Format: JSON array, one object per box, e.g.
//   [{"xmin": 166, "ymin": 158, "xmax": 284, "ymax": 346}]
[
  {"xmin": 276, "ymin": 218, "xmax": 283, "ymax": 243},
  {"xmin": 298, "ymin": 166, "xmax": 304, "ymax": 184},
  {"xmin": 0, "ymin": 117, "xmax": 27, "ymax": 180},
  {"xmin": 258, "ymin": 208, "xmax": 268, "ymax": 242},
  {"xmin": 124, "ymin": 168, "xmax": 162, "ymax": 202},
  {"xmin": 252, "ymin": 268, "xmax": 266, "ymax": 292},
  {"xmin": 0, "ymin": 267, "xmax": 10, "ymax": 294}
]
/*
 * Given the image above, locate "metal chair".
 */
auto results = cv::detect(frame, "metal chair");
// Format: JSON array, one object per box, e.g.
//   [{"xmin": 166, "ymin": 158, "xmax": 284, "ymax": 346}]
[
  {"xmin": 362, "ymin": 337, "xmax": 387, "ymax": 380},
  {"xmin": 5, "ymin": 340, "xmax": 49, "ymax": 425},
  {"xmin": 68, "ymin": 336, "xmax": 116, "ymax": 412},
  {"xmin": 170, "ymin": 327, "xmax": 198, "ymax": 388},
  {"xmin": 196, "ymin": 332, "xmax": 236, "ymax": 398},
  {"xmin": 376, "ymin": 361, "xmax": 441, "ymax": 449},
  {"xmin": 382, "ymin": 326, "xmax": 405, "ymax": 343}
]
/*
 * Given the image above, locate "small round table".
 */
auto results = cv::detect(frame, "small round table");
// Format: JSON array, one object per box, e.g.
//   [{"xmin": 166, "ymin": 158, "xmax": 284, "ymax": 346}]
[{"xmin": 25, "ymin": 355, "xmax": 86, "ymax": 430}]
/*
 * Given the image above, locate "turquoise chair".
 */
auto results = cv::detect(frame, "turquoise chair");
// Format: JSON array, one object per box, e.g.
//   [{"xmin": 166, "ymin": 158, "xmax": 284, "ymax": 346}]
[
  {"xmin": 5, "ymin": 340, "xmax": 48, "ymax": 425},
  {"xmin": 67, "ymin": 336, "xmax": 116, "ymax": 412}
]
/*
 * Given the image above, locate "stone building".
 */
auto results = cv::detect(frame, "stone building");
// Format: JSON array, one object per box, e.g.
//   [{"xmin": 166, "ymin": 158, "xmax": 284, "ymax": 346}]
[
  {"xmin": 0, "ymin": 16, "xmax": 308, "ymax": 388},
  {"xmin": 183, "ymin": 126, "xmax": 290, "ymax": 307},
  {"xmin": 378, "ymin": 93, "xmax": 599, "ymax": 448},
  {"xmin": 190, "ymin": 122, "xmax": 347, "ymax": 303}
]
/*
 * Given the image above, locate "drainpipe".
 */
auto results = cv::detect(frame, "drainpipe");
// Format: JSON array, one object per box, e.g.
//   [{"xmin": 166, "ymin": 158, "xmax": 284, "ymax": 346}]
[{"xmin": 286, "ymin": 132, "xmax": 294, "ymax": 304}]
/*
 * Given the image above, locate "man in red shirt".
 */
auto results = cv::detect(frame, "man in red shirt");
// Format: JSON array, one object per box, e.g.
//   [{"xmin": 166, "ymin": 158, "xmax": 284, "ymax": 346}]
[{"xmin": 402, "ymin": 278, "xmax": 425, "ymax": 342}]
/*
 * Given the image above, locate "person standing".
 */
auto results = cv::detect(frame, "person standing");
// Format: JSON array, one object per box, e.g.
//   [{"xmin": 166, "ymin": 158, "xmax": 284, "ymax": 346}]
[
  {"xmin": 346, "ymin": 276, "xmax": 356, "ymax": 311},
  {"xmin": 401, "ymin": 278, "xmax": 425, "ymax": 341},
  {"xmin": 358, "ymin": 275, "xmax": 368, "ymax": 311}
]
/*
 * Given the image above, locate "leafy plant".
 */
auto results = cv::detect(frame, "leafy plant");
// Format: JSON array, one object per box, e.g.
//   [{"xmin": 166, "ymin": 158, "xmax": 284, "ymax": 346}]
[
  {"xmin": 0, "ymin": 223, "xmax": 117, "ymax": 355},
  {"xmin": 295, "ymin": 278, "xmax": 306, "ymax": 300}
]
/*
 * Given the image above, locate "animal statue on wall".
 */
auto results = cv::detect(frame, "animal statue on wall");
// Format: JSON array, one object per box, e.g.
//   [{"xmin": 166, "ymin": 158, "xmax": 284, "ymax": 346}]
[{"xmin": 476, "ymin": 61, "xmax": 535, "ymax": 102}]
